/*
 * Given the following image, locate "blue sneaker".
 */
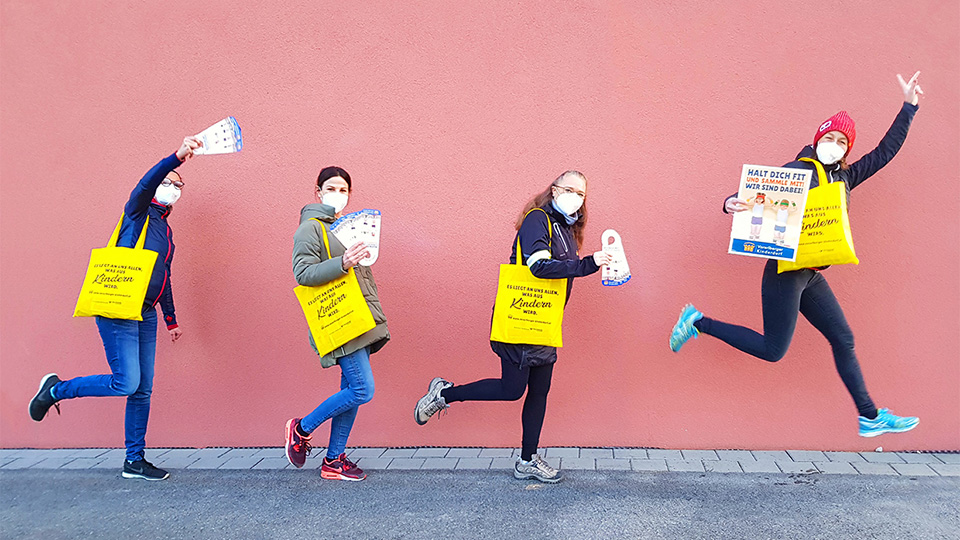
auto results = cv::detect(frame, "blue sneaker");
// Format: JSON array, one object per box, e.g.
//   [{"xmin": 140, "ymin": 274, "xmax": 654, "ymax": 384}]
[
  {"xmin": 670, "ymin": 304, "xmax": 703, "ymax": 352},
  {"xmin": 858, "ymin": 408, "xmax": 919, "ymax": 437}
]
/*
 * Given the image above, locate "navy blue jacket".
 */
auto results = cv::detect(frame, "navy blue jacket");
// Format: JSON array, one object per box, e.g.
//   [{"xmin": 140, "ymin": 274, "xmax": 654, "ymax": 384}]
[
  {"xmin": 724, "ymin": 102, "xmax": 918, "ymax": 213},
  {"xmin": 492, "ymin": 203, "xmax": 601, "ymax": 367},
  {"xmin": 116, "ymin": 153, "xmax": 183, "ymax": 328}
]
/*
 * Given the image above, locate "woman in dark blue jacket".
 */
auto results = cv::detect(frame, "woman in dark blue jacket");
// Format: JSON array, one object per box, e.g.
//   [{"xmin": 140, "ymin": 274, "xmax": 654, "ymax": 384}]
[
  {"xmin": 29, "ymin": 136, "xmax": 202, "ymax": 481},
  {"xmin": 669, "ymin": 72, "xmax": 924, "ymax": 438},
  {"xmin": 414, "ymin": 170, "xmax": 611, "ymax": 483}
]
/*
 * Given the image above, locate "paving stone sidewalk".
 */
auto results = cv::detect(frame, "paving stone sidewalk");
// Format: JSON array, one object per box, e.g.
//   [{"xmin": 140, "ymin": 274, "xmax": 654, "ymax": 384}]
[{"xmin": 1, "ymin": 447, "xmax": 957, "ymax": 476}]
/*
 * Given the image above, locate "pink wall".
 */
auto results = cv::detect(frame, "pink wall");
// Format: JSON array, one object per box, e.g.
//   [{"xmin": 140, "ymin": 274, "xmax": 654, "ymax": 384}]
[{"xmin": 2, "ymin": 1, "xmax": 957, "ymax": 452}]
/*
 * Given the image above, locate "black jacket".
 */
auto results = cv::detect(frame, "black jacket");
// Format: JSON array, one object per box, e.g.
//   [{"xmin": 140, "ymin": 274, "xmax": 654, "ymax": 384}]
[
  {"xmin": 492, "ymin": 203, "xmax": 601, "ymax": 367},
  {"xmin": 117, "ymin": 153, "xmax": 183, "ymax": 328}
]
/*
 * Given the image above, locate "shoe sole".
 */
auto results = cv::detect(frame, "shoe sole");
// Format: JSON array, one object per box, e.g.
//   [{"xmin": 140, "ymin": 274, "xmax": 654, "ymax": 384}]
[
  {"xmin": 321, "ymin": 470, "xmax": 366, "ymax": 481},
  {"xmin": 121, "ymin": 471, "xmax": 170, "ymax": 481},
  {"xmin": 859, "ymin": 420, "xmax": 920, "ymax": 437},
  {"xmin": 414, "ymin": 377, "xmax": 445, "ymax": 426},
  {"xmin": 513, "ymin": 469, "xmax": 563, "ymax": 484},
  {"xmin": 28, "ymin": 373, "xmax": 58, "ymax": 422},
  {"xmin": 284, "ymin": 418, "xmax": 306, "ymax": 468}
]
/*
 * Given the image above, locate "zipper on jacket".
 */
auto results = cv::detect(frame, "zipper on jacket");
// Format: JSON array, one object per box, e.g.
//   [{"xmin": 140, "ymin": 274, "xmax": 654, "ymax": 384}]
[{"xmin": 553, "ymin": 222, "xmax": 569, "ymax": 254}]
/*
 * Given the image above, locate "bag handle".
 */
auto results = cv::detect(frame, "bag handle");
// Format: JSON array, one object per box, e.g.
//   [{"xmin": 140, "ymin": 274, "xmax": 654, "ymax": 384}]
[
  {"xmin": 515, "ymin": 208, "xmax": 553, "ymax": 267},
  {"xmin": 107, "ymin": 213, "xmax": 150, "ymax": 250},
  {"xmin": 311, "ymin": 217, "xmax": 335, "ymax": 259},
  {"xmin": 799, "ymin": 157, "xmax": 829, "ymax": 186}
]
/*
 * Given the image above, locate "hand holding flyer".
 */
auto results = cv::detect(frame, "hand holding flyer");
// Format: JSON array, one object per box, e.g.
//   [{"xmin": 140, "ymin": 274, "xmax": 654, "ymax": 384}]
[
  {"xmin": 331, "ymin": 209, "xmax": 381, "ymax": 266},
  {"xmin": 601, "ymin": 229, "xmax": 631, "ymax": 286},
  {"xmin": 728, "ymin": 165, "xmax": 811, "ymax": 261},
  {"xmin": 193, "ymin": 117, "xmax": 243, "ymax": 155}
]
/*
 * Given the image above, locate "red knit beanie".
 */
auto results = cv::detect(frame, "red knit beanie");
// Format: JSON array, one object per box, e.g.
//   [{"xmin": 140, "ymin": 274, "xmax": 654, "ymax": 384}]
[{"xmin": 813, "ymin": 111, "xmax": 856, "ymax": 154}]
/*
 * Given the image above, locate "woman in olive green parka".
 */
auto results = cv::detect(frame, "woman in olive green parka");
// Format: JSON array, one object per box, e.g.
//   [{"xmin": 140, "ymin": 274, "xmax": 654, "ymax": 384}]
[{"xmin": 283, "ymin": 166, "xmax": 388, "ymax": 482}]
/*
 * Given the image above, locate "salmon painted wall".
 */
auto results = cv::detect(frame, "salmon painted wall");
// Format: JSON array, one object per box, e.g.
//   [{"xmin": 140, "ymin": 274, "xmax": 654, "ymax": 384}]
[{"xmin": 1, "ymin": 1, "xmax": 957, "ymax": 452}]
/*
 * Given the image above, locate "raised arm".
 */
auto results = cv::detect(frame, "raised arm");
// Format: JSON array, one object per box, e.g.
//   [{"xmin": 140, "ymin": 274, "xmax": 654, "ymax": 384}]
[
  {"xmin": 124, "ymin": 137, "xmax": 201, "ymax": 219},
  {"xmin": 846, "ymin": 72, "xmax": 923, "ymax": 190}
]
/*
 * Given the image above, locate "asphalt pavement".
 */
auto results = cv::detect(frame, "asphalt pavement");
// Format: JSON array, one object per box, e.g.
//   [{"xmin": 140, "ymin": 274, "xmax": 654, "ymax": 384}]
[{"xmin": 2, "ymin": 468, "xmax": 958, "ymax": 539}]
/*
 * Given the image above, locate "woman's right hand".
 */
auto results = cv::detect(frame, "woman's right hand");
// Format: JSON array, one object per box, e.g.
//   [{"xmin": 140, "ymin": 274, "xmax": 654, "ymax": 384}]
[
  {"xmin": 725, "ymin": 197, "xmax": 749, "ymax": 213},
  {"xmin": 341, "ymin": 242, "xmax": 371, "ymax": 270},
  {"xmin": 176, "ymin": 136, "xmax": 203, "ymax": 161},
  {"xmin": 593, "ymin": 251, "xmax": 613, "ymax": 266}
]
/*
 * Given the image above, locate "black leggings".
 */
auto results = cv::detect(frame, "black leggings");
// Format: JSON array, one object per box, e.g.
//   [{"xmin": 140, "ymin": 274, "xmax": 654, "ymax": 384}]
[
  {"xmin": 441, "ymin": 357, "xmax": 554, "ymax": 461},
  {"xmin": 694, "ymin": 259, "xmax": 877, "ymax": 418}
]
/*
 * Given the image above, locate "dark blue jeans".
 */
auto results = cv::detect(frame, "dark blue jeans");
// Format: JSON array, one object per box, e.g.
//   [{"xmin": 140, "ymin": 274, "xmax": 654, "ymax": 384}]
[
  {"xmin": 300, "ymin": 347, "xmax": 374, "ymax": 460},
  {"xmin": 52, "ymin": 308, "xmax": 158, "ymax": 462},
  {"xmin": 695, "ymin": 259, "xmax": 876, "ymax": 418}
]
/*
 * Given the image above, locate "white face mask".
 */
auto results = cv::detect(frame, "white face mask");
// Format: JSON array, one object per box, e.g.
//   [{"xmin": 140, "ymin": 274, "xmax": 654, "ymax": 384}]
[
  {"xmin": 154, "ymin": 184, "xmax": 181, "ymax": 206},
  {"xmin": 816, "ymin": 141, "xmax": 846, "ymax": 165},
  {"xmin": 554, "ymin": 191, "xmax": 584, "ymax": 215},
  {"xmin": 321, "ymin": 192, "xmax": 349, "ymax": 213}
]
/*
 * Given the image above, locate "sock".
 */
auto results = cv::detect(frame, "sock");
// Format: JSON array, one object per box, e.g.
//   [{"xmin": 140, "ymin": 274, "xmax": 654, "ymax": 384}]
[
  {"xmin": 295, "ymin": 422, "xmax": 310, "ymax": 438},
  {"xmin": 859, "ymin": 408, "xmax": 878, "ymax": 420},
  {"xmin": 693, "ymin": 318, "xmax": 704, "ymax": 332},
  {"xmin": 520, "ymin": 452, "xmax": 534, "ymax": 462},
  {"xmin": 49, "ymin": 386, "xmax": 57, "ymax": 401}
]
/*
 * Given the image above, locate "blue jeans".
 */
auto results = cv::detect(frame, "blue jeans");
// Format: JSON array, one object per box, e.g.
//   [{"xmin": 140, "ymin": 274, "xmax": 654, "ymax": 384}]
[
  {"xmin": 52, "ymin": 308, "xmax": 158, "ymax": 462},
  {"xmin": 300, "ymin": 347, "xmax": 374, "ymax": 460},
  {"xmin": 695, "ymin": 259, "xmax": 876, "ymax": 418}
]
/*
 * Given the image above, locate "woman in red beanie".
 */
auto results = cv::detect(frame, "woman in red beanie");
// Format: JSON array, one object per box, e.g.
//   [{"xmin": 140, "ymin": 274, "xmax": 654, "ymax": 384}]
[{"xmin": 669, "ymin": 72, "xmax": 924, "ymax": 438}]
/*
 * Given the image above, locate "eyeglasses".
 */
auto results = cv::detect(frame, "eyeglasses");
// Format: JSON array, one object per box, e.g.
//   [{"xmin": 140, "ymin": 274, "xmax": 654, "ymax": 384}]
[
  {"xmin": 553, "ymin": 185, "xmax": 585, "ymax": 198},
  {"xmin": 161, "ymin": 178, "xmax": 184, "ymax": 189}
]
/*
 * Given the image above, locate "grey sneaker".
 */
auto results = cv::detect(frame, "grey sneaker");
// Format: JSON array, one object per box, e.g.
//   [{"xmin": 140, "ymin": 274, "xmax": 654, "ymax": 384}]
[
  {"xmin": 514, "ymin": 454, "xmax": 563, "ymax": 483},
  {"xmin": 414, "ymin": 377, "xmax": 452, "ymax": 425}
]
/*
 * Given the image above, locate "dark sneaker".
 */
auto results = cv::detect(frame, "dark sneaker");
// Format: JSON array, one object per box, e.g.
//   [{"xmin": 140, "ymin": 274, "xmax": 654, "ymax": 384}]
[
  {"xmin": 414, "ymin": 377, "xmax": 452, "ymax": 425},
  {"xmin": 285, "ymin": 418, "xmax": 312, "ymax": 468},
  {"xmin": 122, "ymin": 459, "xmax": 170, "ymax": 481},
  {"xmin": 514, "ymin": 454, "xmax": 563, "ymax": 483},
  {"xmin": 320, "ymin": 453, "xmax": 366, "ymax": 481},
  {"xmin": 29, "ymin": 373, "xmax": 61, "ymax": 422}
]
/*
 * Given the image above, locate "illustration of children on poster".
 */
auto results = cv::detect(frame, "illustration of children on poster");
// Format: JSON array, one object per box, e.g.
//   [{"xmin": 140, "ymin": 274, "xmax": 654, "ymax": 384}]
[{"xmin": 728, "ymin": 165, "xmax": 811, "ymax": 261}]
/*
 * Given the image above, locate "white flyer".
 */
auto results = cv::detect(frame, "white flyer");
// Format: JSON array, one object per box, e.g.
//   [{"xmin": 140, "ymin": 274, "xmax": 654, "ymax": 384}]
[
  {"xmin": 193, "ymin": 117, "xmax": 243, "ymax": 155},
  {"xmin": 728, "ymin": 164, "xmax": 811, "ymax": 261},
  {"xmin": 601, "ymin": 229, "xmax": 631, "ymax": 286},
  {"xmin": 331, "ymin": 209, "xmax": 381, "ymax": 266}
]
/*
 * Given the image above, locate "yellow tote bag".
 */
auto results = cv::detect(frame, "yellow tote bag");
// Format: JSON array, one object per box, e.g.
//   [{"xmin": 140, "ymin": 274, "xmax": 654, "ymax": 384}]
[
  {"xmin": 74, "ymin": 215, "xmax": 158, "ymax": 321},
  {"xmin": 294, "ymin": 219, "xmax": 376, "ymax": 357},
  {"xmin": 778, "ymin": 158, "xmax": 859, "ymax": 273},
  {"xmin": 490, "ymin": 209, "xmax": 567, "ymax": 348}
]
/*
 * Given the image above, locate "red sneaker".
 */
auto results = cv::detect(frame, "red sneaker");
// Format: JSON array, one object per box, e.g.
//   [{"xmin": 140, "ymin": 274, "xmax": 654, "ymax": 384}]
[
  {"xmin": 284, "ymin": 418, "xmax": 312, "ymax": 468},
  {"xmin": 320, "ymin": 453, "xmax": 366, "ymax": 481}
]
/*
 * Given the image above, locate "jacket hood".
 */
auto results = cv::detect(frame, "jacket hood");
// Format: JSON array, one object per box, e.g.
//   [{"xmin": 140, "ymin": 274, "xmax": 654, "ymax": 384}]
[{"xmin": 300, "ymin": 202, "xmax": 337, "ymax": 223}]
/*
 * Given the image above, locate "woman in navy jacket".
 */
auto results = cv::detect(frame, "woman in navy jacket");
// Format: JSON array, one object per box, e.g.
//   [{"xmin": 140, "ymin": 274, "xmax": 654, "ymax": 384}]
[
  {"xmin": 29, "ymin": 136, "xmax": 202, "ymax": 481},
  {"xmin": 415, "ymin": 170, "xmax": 611, "ymax": 483},
  {"xmin": 669, "ymin": 72, "xmax": 924, "ymax": 438}
]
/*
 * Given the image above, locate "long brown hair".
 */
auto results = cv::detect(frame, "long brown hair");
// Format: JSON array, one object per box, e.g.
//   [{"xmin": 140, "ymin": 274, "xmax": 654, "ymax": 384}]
[{"xmin": 514, "ymin": 171, "xmax": 588, "ymax": 249}]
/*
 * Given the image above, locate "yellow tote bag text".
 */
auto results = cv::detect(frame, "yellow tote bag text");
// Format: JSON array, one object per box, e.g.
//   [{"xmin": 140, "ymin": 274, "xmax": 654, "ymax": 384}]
[
  {"xmin": 294, "ymin": 220, "xmax": 376, "ymax": 357},
  {"xmin": 778, "ymin": 158, "xmax": 859, "ymax": 273},
  {"xmin": 490, "ymin": 209, "xmax": 567, "ymax": 348},
  {"xmin": 74, "ymin": 215, "xmax": 158, "ymax": 321}
]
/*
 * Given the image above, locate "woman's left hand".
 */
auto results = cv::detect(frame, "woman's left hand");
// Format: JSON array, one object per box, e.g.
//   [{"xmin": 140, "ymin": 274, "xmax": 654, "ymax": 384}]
[
  {"xmin": 898, "ymin": 71, "xmax": 923, "ymax": 105},
  {"xmin": 169, "ymin": 327, "xmax": 182, "ymax": 343},
  {"xmin": 593, "ymin": 251, "xmax": 613, "ymax": 266}
]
